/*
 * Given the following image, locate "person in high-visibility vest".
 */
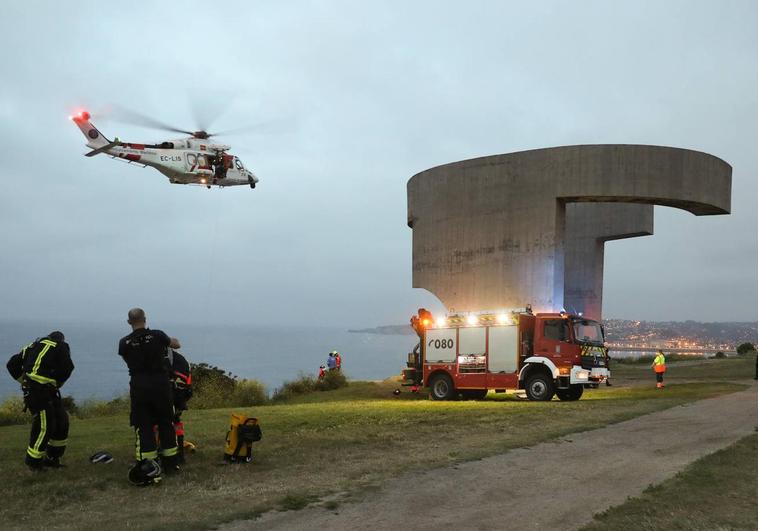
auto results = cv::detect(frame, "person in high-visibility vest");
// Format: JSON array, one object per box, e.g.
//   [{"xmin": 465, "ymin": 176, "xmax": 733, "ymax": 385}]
[{"xmin": 651, "ymin": 350, "xmax": 666, "ymax": 388}]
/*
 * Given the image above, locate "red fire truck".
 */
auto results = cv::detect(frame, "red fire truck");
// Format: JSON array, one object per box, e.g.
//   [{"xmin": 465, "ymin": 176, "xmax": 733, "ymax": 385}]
[{"xmin": 403, "ymin": 308, "xmax": 610, "ymax": 401}]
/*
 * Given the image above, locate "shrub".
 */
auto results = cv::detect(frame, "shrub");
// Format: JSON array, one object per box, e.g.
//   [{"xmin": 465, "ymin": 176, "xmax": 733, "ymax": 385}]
[
  {"xmin": 714, "ymin": 351, "xmax": 726, "ymax": 359},
  {"xmin": 190, "ymin": 363, "xmax": 238, "ymax": 409},
  {"xmin": 229, "ymin": 379, "xmax": 268, "ymax": 407},
  {"xmin": 0, "ymin": 396, "xmax": 27, "ymax": 426},
  {"xmin": 272, "ymin": 370, "xmax": 349, "ymax": 402},
  {"xmin": 61, "ymin": 395, "xmax": 78, "ymax": 414},
  {"xmin": 315, "ymin": 369, "xmax": 348, "ymax": 391},
  {"xmin": 737, "ymin": 342, "xmax": 756, "ymax": 356},
  {"xmin": 271, "ymin": 373, "xmax": 316, "ymax": 402},
  {"xmin": 76, "ymin": 394, "xmax": 130, "ymax": 418},
  {"xmin": 0, "ymin": 393, "xmax": 129, "ymax": 425},
  {"xmin": 190, "ymin": 363, "xmax": 268, "ymax": 409}
]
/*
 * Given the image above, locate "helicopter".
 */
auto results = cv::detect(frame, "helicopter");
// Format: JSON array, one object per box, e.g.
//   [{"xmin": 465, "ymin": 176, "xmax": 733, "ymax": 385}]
[{"xmin": 70, "ymin": 110, "xmax": 259, "ymax": 189}]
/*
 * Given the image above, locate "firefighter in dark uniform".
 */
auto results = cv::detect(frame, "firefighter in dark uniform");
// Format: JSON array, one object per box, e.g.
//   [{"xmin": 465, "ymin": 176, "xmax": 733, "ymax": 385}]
[
  {"xmin": 410, "ymin": 308, "xmax": 433, "ymax": 339},
  {"xmin": 167, "ymin": 346, "xmax": 192, "ymax": 464},
  {"xmin": 118, "ymin": 308, "xmax": 181, "ymax": 485},
  {"xmin": 6, "ymin": 331, "xmax": 74, "ymax": 470}
]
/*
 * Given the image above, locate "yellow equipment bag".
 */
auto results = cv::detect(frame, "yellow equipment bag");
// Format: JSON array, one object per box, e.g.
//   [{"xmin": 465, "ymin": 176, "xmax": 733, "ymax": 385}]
[{"xmin": 224, "ymin": 413, "xmax": 262, "ymax": 463}]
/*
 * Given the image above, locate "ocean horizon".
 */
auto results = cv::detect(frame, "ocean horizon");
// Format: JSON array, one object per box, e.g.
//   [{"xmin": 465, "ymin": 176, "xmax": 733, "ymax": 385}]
[{"xmin": 0, "ymin": 319, "xmax": 418, "ymax": 401}]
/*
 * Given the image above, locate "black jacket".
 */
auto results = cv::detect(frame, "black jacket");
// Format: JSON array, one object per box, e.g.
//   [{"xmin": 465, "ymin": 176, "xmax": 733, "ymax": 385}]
[
  {"xmin": 169, "ymin": 349, "xmax": 192, "ymax": 407},
  {"xmin": 118, "ymin": 328, "xmax": 172, "ymax": 388},
  {"xmin": 6, "ymin": 337, "xmax": 74, "ymax": 388}
]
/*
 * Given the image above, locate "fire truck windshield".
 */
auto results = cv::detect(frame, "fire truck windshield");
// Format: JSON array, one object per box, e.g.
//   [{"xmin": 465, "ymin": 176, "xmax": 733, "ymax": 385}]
[{"xmin": 572, "ymin": 319, "xmax": 604, "ymax": 346}]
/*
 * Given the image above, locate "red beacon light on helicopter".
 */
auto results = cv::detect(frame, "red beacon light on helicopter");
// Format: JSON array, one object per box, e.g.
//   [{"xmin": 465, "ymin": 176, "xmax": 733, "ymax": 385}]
[{"xmin": 69, "ymin": 110, "xmax": 91, "ymax": 122}]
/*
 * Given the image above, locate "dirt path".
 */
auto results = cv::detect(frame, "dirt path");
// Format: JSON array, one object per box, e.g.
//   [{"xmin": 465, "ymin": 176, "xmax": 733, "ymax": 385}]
[{"xmin": 224, "ymin": 384, "xmax": 758, "ymax": 531}]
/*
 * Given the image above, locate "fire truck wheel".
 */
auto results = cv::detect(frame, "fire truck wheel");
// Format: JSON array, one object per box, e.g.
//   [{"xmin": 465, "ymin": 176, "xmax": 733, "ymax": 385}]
[
  {"xmin": 429, "ymin": 373, "xmax": 456, "ymax": 401},
  {"xmin": 460, "ymin": 389, "xmax": 488, "ymax": 400},
  {"xmin": 524, "ymin": 371, "xmax": 555, "ymax": 401},
  {"xmin": 556, "ymin": 384, "xmax": 584, "ymax": 401}
]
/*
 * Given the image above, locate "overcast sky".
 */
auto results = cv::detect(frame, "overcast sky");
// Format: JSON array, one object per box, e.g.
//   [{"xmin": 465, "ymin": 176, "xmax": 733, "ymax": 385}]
[{"xmin": 0, "ymin": 1, "xmax": 756, "ymax": 327}]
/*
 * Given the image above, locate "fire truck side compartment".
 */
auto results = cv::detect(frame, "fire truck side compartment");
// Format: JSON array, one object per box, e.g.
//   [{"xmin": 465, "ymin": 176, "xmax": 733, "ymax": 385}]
[{"xmin": 488, "ymin": 325, "xmax": 519, "ymax": 373}]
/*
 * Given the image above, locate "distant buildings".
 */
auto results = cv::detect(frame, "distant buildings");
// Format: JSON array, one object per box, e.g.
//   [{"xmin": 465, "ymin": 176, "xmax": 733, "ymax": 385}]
[{"xmin": 603, "ymin": 319, "xmax": 755, "ymax": 352}]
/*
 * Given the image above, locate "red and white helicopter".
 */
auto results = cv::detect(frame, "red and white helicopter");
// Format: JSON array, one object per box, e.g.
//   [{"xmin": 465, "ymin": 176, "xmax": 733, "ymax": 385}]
[{"xmin": 70, "ymin": 110, "xmax": 259, "ymax": 189}]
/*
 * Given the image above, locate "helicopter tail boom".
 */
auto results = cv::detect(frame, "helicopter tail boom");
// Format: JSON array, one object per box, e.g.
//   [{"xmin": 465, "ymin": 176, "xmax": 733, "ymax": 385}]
[
  {"xmin": 70, "ymin": 111, "xmax": 111, "ymax": 150},
  {"xmin": 85, "ymin": 140, "xmax": 121, "ymax": 157}
]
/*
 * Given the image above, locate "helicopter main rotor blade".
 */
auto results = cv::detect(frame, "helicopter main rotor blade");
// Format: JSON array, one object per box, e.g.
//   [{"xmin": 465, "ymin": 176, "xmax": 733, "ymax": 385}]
[
  {"xmin": 208, "ymin": 120, "xmax": 282, "ymax": 138},
  {"xmin": 189, "ymin": 89, "xmax": 237, "ymax": 133},
  {"xmin": 110, "ymin": 105, "xmax": 194, "ymax": 136}
]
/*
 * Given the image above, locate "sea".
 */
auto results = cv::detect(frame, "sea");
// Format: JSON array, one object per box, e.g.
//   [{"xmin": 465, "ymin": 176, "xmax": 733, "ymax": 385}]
[{"xmin": 0, "ymin": 319, "xmax": 418, "ymax": 401}]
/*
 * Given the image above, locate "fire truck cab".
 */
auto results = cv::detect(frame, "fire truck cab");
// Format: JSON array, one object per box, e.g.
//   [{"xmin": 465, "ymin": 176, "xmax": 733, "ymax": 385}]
[{"xmin": 403, "ymin": 309, "xmax": 610, "ymax": 401}]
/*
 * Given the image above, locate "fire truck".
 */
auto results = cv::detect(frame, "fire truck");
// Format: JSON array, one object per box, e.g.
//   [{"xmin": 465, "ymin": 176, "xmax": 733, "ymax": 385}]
[{"xmin": 403, "ymin": 308, "xmax": 610, "ymax": 401}]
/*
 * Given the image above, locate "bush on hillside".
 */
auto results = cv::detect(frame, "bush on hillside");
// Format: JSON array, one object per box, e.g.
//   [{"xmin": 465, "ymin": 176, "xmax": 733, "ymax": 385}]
[
  {"xmin": 228, "ymin": 379, "xmax": 268, "ymax": 407},
  {"xmin": 0, "ymin": 393, "xmax": 131, "ymax": 425},
  {"xmin": 190, "ymin": 362, "xmax": 267, "ymax": 409},
  {"xmin": 75, "ymin": 394, "xmax": 130, "ymax": 418},
  {"xmin": 315, "ymin": 369, "xmax": 348, "ymax": 391},
  {"xmin": 736, "ymin": 342, "xmax": 756, "ymax": 356},
  {"xmin": 61, "ymin": 395, "xmax": 78, "ymax": 414},
  {"xmin": 271, "ymin": 373, "xmax": 315, "ymax": 402},
  {"xmin": 0, "ymin": 396, "xmax": 27, "ymax": 426},
  {"xmin": 272, "ymin": 370, "xmax": 349, "ymax": 402}
]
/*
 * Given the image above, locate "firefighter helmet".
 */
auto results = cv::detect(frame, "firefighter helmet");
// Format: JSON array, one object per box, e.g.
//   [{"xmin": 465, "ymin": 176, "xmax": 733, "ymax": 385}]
[
  {"xmin": 89, "ymin": 451, "xmax": 114, "ymax": 464},
  {"xmin": 128, "ymin": 459, "xmax": 162, "ymax": 486}
]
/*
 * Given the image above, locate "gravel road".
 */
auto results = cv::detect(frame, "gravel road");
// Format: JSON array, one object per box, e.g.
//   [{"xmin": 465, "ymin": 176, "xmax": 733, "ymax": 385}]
[{"xmin": 223, "ymin": 383, "xmax": 758, "ymax": 531}]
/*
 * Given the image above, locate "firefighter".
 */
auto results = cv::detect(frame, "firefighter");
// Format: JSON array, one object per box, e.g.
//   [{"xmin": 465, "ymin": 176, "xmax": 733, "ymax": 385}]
[
  {"xmin": 652, "ymin": 350, "xmax": 666, "ymax": 388},
  {"xmin": 167, "ymin": 344, "xmax": 192, "ymax": 464},
  {"xmin": 411, "ymin": 308, "xmax": 434, "ymax": 338},
  {"xmin": 118, "ymin": 308, "xmax": 181, "ymax": 484},
  {"xmin": 6, "ymin": 331, "xmax": 74, "ymax": 471}
]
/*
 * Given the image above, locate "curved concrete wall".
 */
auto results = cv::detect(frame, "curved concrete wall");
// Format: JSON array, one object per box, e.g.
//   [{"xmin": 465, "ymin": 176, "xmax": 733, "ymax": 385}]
[
  {"xmin": 565, "ymin": 203, "xmax": 653, "ymax": 319},
  {"xmin": 408, "ymin": 145, "xmax": 731, "ymax": 314}
]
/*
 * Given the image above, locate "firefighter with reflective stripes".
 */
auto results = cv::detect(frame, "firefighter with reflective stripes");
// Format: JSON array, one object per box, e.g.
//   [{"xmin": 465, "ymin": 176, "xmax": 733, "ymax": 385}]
[
  {"xmin": 652, "ymin": 350, "xmax": 666, "ymax": 388},
  {"xmin": 168, "ymin": 346, "xmax": 192, "ymax": 464},
  {"xmin": 6, "ymin": 331, "xmax": 74, "ymax": 471},
  {"xmin": 118, "ymin": 308, "xmax": 181, "ymax": 485}
]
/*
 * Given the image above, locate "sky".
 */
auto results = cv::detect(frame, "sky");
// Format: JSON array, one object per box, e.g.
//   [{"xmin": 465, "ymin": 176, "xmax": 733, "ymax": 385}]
[{"xmin": 0, "ymin": 0, "xmax": 756, "ymax": 328}]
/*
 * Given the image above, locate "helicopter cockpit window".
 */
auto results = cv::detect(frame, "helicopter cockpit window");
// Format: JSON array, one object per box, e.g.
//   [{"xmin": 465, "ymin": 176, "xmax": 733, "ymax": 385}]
[{"xmin": 234, "ymin": 158, "xmax": 244, "ymax": 171}]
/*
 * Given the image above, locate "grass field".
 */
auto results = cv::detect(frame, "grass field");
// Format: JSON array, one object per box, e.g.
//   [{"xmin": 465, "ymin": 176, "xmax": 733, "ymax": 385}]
[
  {"xmin": 611, "ymin": 353, "xmax": 754, "ymax": 383},
  {"xmin": 0, "ymin": 356, "xmax": 752, "ymax": 530},
  {"xmin": 584, "ymin": 431, "xmax": 758, "ymax": 530}
]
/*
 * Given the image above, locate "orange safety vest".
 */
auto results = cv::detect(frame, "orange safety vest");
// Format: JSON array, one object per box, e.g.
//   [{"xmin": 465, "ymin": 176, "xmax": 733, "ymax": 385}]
[{"xmin": 653, "ymin": 354, "xmax": 666, "ymax": 373}]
